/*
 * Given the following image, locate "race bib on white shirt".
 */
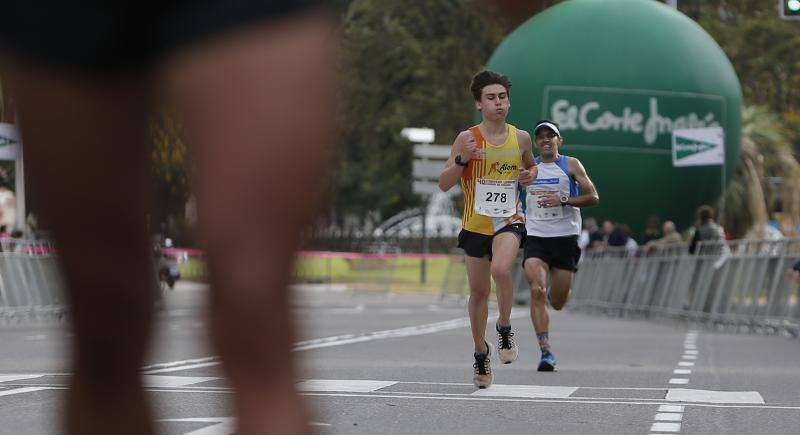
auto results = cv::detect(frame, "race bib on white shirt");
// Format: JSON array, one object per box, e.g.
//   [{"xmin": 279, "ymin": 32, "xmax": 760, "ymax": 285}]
[
  {"xmin": 527, "ymin": 188, "xmax": 563, "ymax": 220},
  {"xmin": 474, "ymin": 178, "xmax": 516, "ymax": 217}
]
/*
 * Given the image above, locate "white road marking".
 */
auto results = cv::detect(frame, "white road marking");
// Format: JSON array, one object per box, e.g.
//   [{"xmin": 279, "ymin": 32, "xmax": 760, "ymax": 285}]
[
  {"xmin": 669, "ymin": 378, "xmax": 689, "ymax": 385},
  {"xmin": 666, "ymin": 389, "xmax": 765, "ymax": 404},
  {"xmin": 297, "ymin": 379, "xmax": 397, "ymax": 393},
  {"xmin": 655, "ymin": 412, "xmax": 683, "ymax": 421},
  {"xmin": 293, "ymin": 311, "xmax": 527, "ymax": 352},
  {"xmin": 159, "ymin": 417, "xmax": 234, "ymax": 435},
  {"xmin": 651, "ymin": 422, "xmax": 681, "ymax": 432},
  {"xmin": 684, "ymin": 349, "xmax": 699, "ymax": 355},
  {"xmin": 0, "ymin": 374, "xmax": 44, "ymax": 383},
  {"xmin": 682, "ymin": 355, "xmax": 697, "ymax": 360},
  {"xmin": 0, "ymin": 387, "xmax": 49, "ymax": 397},
  {"xmin": 684, "ymin": 344, "xmax": 697, "ymax": 349},
  {"xmin": 300, "ymin": 392, "xmax": 800, "ymax": 410},
  {"xmin": 145, "ymin": 362, "xmax": 222, "ymax": 374},
  {"xmin": 328, "ymin": 304, "xmax": 365, "ymax": 315},
  {"xmin": 140, "ymin": 310, "xmax": 523, "ymax": 374},
  {"xmin": 141, "ymin": 356, "xmax": 220, "ymax": 374},
  {"xmin": 678, "ymin": 361, "xmax": 695, "ymax": 367},
  {"xmin": 471, "ymin": 384, "xmax": 578, "ymax": 399},
  {"xmin": 673, "ymin": 369, "xmax": 691, "ymax": 375},
  {"xmin": 659, "ymin": 405, "xmax": 684, "ymax": 412},
  {"xmin": 144, "ymin": 375, "xmax": 220, "ymax": 388}
]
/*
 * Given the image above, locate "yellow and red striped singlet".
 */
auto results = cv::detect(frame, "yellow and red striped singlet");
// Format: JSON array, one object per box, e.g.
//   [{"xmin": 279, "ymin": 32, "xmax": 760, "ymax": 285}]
[{"xmin": 460, "ymin": 124, "xmax": 524, "ymax": 235}]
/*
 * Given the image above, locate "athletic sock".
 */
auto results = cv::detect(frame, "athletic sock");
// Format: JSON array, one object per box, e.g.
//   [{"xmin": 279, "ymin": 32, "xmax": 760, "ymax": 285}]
[{"xmin": 536, "ymin": 331, "xmax": 550, "ymax": 353}]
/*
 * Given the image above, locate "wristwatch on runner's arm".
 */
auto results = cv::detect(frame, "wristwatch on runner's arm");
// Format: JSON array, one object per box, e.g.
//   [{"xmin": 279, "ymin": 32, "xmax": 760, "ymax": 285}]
[
  {"xmin": 560, "ymin": 195, "xmax": 569, "ymax": 207},
  {"xmin": 455, "ymin": 155, "xmax": 468, "ymax": 167}
]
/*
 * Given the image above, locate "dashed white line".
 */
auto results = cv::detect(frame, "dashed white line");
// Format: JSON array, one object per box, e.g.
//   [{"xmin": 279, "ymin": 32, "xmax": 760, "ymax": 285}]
[
  {"xmin": 651, "ymin": 422, "xmax": 681, "ymax": 432},
  {"xmin": 655, "ymin": 412, "xmax": 683, "ymax": 421},
  {"xmin": 650, "ymin": 330, "xmax": 698, "ymax": 433}
]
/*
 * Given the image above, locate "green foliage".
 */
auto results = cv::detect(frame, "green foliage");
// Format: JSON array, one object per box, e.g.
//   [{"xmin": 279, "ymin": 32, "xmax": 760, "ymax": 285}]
[
  {"xmin": 720, "ymin": 105, "xmax": 800, "ymax": 237},
  {"xmin": 334, "ymin": 0, "xmax": 506, "ymax": 221},
  {"xmin": 150, "ymin": 112, "xmax": 191, "ymax": 243},
  {"xmin": 684, "ymin": 1, "xmax": 800, "ymax": 120},
  {"xmin": 681, "ymin": 1, "xmax": 800, "ymax": 236}
]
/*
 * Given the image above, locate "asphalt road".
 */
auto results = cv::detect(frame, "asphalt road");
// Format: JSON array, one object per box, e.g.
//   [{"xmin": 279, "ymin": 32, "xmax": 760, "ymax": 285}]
[{"xmin": 1, "ymin": 282, "xmax": 799, "ymax": 434}]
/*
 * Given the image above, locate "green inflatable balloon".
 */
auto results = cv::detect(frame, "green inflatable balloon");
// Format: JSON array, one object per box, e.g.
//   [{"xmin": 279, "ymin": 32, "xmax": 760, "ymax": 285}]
[{"xmin": 487, "ymin": 0, "xmax": 742, "ymax": 236}]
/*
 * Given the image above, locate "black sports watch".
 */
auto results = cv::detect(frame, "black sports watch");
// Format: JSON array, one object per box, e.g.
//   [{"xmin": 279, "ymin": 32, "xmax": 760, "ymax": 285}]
[
  {"xmin": 560, "ymin": 195, "xmax": 569, "ymax": 207},
  {"xmin": 454, "ymin": 154, "xmax": 469, "ymax": 167}
]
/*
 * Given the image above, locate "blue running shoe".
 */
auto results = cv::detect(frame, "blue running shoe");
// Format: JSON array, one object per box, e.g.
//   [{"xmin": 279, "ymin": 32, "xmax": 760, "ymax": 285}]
[{"xmin": 538, "ymin": 351, "xmax": 556, "ymax": 372}]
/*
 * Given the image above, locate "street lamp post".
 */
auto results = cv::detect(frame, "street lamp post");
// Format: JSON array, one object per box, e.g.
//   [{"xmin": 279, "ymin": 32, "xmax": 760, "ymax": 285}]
[{"xmin": 402, "ymin": 127, "xmax": 440, "ymax": 284}]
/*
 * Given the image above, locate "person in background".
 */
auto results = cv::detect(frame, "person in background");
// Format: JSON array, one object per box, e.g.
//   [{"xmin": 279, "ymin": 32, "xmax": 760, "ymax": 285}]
[
  {"xmin": 639, "ymin": 215, "xmax": 662, "ymax": 245},
  {"xmin": 578, "ymin": 217, "xmax": 599, "ymax": 251},
  {"xmin": 647, "ymin": 220, "xmax": 683, "ymax": 246},
  {"xmin": 602, "ymin": 219, "xmax": 628, "ymax": 248},
  {"xmin": 688, "ymin": 205, "xmax": 726, "ymax": 255},
  {"xmin": 787, "ymin": 259, "xmax": 800, "ymax": 283},
  {"xmin": 620, "ymin": 223, "xmax": 639, "ymax": 255}
]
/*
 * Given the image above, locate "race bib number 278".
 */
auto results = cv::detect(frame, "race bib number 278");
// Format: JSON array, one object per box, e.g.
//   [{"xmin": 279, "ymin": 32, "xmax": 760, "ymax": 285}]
[{"xmin": 474, "ymin": 178, "xmax": 516, "ymax": 217}]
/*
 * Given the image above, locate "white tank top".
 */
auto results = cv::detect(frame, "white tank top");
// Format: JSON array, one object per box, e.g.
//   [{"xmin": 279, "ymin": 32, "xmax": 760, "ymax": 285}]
[{"xmin": 524, "ymin": 155, "xmax": 582, "ymax": 237}]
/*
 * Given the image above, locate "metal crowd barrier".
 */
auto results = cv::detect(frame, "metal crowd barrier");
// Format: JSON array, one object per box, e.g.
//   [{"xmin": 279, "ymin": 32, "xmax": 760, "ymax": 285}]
[
  {"xmin": 0, "ymin": 248, "xmax": 67, "ymax": 323},
  {"xmin": 571, "ymin": 238, "xmax": 800, "ymax": 336}
]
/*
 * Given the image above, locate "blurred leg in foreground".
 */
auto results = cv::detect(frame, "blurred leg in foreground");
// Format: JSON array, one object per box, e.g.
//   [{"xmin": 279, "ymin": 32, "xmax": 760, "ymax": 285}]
[
  {"xmin": 12, "ymin": 73, "xmax": 156, "ymax": 435},
  {"xmin": 6, "ymin": 4, "xmax": 336, "ymax": 435},
  {"xmin": 161, "ymin": 10, "xmax": 336, "ymax": 434}
]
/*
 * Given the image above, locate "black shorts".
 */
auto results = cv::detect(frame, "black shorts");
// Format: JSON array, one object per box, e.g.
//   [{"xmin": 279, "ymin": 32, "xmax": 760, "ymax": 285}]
[
  {"xmin": 523, "ymin": 235, "xmax": 581, "ymax": 272},
  {"xmin": 458, "ymin": 223, "xmax": 525, "ymax": 260},
  {"xmin": 0, "ymin": 0, "xmax": 322, "ymax": 76}
]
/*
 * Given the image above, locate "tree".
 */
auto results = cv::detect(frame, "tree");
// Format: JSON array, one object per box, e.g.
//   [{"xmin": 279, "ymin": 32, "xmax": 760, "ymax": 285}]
[
  {"xmin": 684, "ymin": 0, "xmax": 800, "ymax": 117},
  {"xmin": 719, "ymin": 106, "xmax": 800, "ymax": 237},
  {"xmin": 150, "ymin": 111, "xmax": 191, "ymax": 244},
  {"xmin": 333, "ymin": 0, "xmax": 507, "ymax": 223}
]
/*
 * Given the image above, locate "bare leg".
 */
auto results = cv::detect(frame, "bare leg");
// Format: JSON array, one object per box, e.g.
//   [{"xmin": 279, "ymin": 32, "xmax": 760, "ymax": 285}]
[
  {"xmin": 160, "ymin": 10, "xmax": 336, "ymax": 435},
  {"xmin": 490, "ymin": 232, "xmax": 519, "ymax": 326},
  {"xmin": 11, "ymin": 71, "xmax": 155, "ymax": 435},
  {"xmin": 465, "ymin": 256, "xmax": 491, "ymax": 353},
  {"xmin": 524, "ymin": 257, "xmax": 550, "ymax": 350},
  {"xmin": 549, "ymin": 268, "xmax": 573, "ymax": 310}
]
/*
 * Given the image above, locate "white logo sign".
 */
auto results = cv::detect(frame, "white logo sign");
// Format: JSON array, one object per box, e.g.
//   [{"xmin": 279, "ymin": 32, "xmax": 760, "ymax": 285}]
[
  {"xmin": 551, "ymin": 97, "xmax": 720, "ymax": 145},
  {"xmin": 0, "ymin": 123, "xmax": 20, "ymax": 161},
  {"xmin": 672, "ymin": 127, "xmax": 725, "ymax": 167}
]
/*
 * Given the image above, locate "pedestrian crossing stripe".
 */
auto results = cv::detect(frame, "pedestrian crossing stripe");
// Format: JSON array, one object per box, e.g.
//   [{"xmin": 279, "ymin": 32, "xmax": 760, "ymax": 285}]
[
  {"xmin": 0, "ymin": 375, "xmax": 768, "ymax": 405},
  {"xmin": 292, "ymin": 379, "xmax": 764, "ymax": 405}
]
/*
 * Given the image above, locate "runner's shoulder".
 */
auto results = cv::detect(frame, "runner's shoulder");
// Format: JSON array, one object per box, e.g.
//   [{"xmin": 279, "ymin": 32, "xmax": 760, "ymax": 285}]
[{"xmin": 515, "ymin": 128, "xmax": 532, "ymax": 141}]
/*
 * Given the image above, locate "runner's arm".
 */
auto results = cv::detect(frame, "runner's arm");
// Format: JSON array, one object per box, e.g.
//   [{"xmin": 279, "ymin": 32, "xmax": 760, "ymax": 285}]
[
  {"xmin": 566, "ymin": 157, "xmax": 599, "ymax": 207},
  {"xmin": 517, "ymin": 129, "xmax": 537, "ymax": 186},
  {"xmin": 439, "ymin": 130, "xmax": 472, "ymax": 192}
]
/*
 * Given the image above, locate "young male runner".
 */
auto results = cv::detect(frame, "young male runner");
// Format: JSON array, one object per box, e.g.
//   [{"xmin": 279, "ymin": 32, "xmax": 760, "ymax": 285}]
[{"xmin": 439, "ymin": 70, "xmax": 536, "ymax": 388}]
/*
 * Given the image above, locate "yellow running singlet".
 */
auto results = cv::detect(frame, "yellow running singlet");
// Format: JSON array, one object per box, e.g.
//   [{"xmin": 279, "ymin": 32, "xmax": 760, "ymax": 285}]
[{"xmin": 460, "ymin": 124, "xmax": 524, "ymax": 235}]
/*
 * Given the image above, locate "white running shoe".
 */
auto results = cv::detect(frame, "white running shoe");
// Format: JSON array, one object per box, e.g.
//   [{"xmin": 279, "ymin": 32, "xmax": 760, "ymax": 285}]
[
  {"xmin": 496, "ymin": 326, "xmax": 519, "ymax": 364},
  {"xmin": 472, "ymin": 342, "xmax": 494, "ymax": 389}
]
